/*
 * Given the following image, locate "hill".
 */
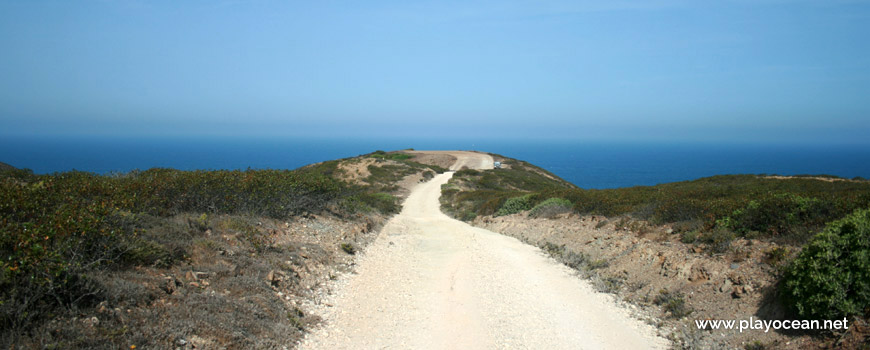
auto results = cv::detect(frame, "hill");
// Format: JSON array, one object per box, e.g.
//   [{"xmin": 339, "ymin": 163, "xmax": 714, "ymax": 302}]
[
  {"xmin": 441, "ymin": 154, "xmax": 870, "ymax": 349},
  {"xmin": 4, "ymin": 151, "xmax": 868, "ymax": 349},
  {"xmin": 0, "ymin": 150, "xmax": 442, "ymax": 349}
]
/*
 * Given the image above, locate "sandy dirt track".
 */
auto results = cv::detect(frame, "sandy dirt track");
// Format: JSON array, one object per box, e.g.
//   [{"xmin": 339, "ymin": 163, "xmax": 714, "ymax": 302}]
[{"xmin": 301, "ymin": 151, "xmax": 667, "ymax": 349}]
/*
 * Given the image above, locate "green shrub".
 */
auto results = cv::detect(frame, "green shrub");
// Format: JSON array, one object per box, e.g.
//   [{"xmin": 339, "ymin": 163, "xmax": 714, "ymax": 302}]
[
  {"xmin": 699, "ymin": 227, "xmax": 735, "ymax": 254},
  {"xmin": 0, "ymin": 180, "xmax": 126, "ymax": 332},
  {"xmin": 359, "ymin": 192, "xmax": 399, "ymax": 214},
  {"xmin": 340, "ymin": 243, "xmax": 356, "ymax": 255},
  {"xmin": 369, "ymin": 152, "xmax": 412, "ymax": 161},
  {"xmin": 0, "ymin": 165, "xmax": 357, "ymax": 334},
  {"xmin": 529, "ymin": 197, "xmax": 573, "ymax": 218},
  {"xmin": 540, "ymin": 242, "xmax": 607, "ymax": 271},
  {"xmin": 681, "ymin": 230, "xmax": 700, "ymax": 244},
  {"xmin": 218, "ymin": 216, "xmax": 272, "ymax": 253},
  {"xmin": 780, "ymin": 208, "xmax": 870, "ymax": 320},
  {"xmin": 654, "ymin": 289, "xmax": 692, "ymax": 318},
  {"xmin": 446, "ymin": 170, "xmax": 870, "ymax": 244},
  {"xmin": 496, "ymin": 194, "xmax": 535, "ymax": 216},
  {"xmin": 719, "ymin": 193, "xmax": 829, "ymax": 240}
]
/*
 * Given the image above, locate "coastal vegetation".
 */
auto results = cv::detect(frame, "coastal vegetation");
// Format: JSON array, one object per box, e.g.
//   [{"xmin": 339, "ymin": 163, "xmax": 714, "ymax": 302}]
[
  {"xmin": 442, "ymin": 154, "xmax": 870, "ymax": 324},
  {"xmin": 0, "ymin": 151, "xmax": 436, "ymax": 348},
  {"xmin": 780, "ymin": 208, "xmax": 870, "ymax": 320},
  {"xmin": 4, "ymin": 150, "xmax": 869, "ymax": 347}
]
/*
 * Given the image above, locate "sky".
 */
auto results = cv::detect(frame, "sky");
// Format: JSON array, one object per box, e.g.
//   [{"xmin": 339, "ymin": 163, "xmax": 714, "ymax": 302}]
[{"xmin": 1, "ymin": 0, "xmax": 868, "ymax": 143}]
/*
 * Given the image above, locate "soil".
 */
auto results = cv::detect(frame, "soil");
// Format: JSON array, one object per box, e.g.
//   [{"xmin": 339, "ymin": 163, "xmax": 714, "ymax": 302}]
[
  {"xmin": 471, "ymin": 213, "xmax": 824, "ymax": 349},
  {"xmin": 300, "ymin": 152, "xmax": 667, "ymax": 349}
]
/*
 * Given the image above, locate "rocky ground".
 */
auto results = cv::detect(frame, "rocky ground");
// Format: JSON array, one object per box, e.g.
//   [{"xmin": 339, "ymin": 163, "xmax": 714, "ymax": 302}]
[
  {"xmin": 470, "ymin": 212, "xmax": 852, "ymax": 349},
  {"xmin": 24, "ymin": 211, "xmax": 386, "ymax": 349}
]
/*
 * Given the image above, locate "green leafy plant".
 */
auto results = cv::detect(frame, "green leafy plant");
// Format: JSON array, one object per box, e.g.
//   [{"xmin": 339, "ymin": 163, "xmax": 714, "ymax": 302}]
[
  {"xmin": 340, "ymin": 243, "xmax": 356, "ymax": 255},
  {"xmin": 495, "ymin": 194, "xmax": 535, "ymax": 216},
  {"xmin": 445, "ymin": 169, "xmax": 870, "ymax": 244},
  {"xmin": 780, "ymin": 208, "xmax": 870, "ymax": 320}
]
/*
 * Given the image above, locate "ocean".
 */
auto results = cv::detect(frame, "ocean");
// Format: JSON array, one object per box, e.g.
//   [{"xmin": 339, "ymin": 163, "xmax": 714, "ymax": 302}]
[{"xmin": 2, "ymin": 135, "xmax": 869, "ymax": 189}]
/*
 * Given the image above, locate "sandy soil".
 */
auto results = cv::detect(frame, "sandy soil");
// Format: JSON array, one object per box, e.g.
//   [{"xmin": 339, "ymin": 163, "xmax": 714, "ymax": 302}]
[
  {"xmin": 335, "ymin": 157, "xmax": 377, "ymax": 184},
  {"xmin": 300, "ymin": 152, "xmax": 667, "ymax": 349},
  {"xmin": 407, "ymin": 150, "xmax": 493, "ymax": 171}
]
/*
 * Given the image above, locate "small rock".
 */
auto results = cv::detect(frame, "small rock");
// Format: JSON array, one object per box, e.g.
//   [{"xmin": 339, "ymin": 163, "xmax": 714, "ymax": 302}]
[
  {"xmin": 162, "ymin": 276, "xmax": 181, "ymax": 294},
  {"xmin": 730, "ymin": 263, "xmax": 739, "ymax": 270},
  {"xmin": 719, "ymin": 279, "xmax": 733, "ymax": 293},
  {"xmin": 97, "ymin": 301, "xmax": 109, "ymax": 313},
  {"xmin": 732, "ymin": 285, "xmax": 746, "ymax": 298},
  {"xmin": 267, "ymin": 270, "xmax": 284, "ymax": 287}
]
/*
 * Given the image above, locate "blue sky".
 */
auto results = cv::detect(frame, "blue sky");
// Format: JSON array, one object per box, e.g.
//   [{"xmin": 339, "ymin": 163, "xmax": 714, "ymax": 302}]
[{"xmin": 1, "ymin": 0, "xmax": 868, "ymax": 143}]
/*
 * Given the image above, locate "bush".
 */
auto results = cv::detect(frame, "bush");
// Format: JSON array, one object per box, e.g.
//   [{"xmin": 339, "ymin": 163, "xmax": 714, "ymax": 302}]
[
  {"xmin": 358, "ymin": 192, "xmax": 399, "ymax": 214},
  {"xmin": 529, "ymin": 197, "xmax": 573, "ymax": 218},
  {"xmin": 340, "ymin": 243, "xmax": 356, "ymax": 255},
  {"xmin": 699, "ymin": 227, "xmax": 735, "ymax": 254},
  {"xmin": 654, "ymin": 289, "xmax": 692, "ymax": 318},
  {"xmin": 718, "ymin": 193, "xmax": 830, "ymax": 240},
  {"xmin": 0, "ymin": 165, "xmax": 360, "ymax": 336},
  {"xmin": 780, "ymin": 208, "xmax": 870, "ymax": 320},
  {"xmin": 681, "ymin": 230, "xmax": 700, "ymax": 244},
  {"xmin": 541, "ymin": 242, "xmax": 607, "ymax": 271},
  {"xmin": 495, "ymin": 194, "xmax": 534, "ymax": 216},
  {"xmin": 460, "ymin": 211, "xmax": 477, "ymax": 222},
  {"xmin": 446, "ymin": 170, "xmax": 870, "ymax": 244}
]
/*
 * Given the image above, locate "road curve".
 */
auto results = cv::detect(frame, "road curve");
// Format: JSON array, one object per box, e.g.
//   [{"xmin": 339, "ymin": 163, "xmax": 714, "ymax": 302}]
[{"xmin": 300, "ymin": 151, "xmax": 667, "ymax": 349}]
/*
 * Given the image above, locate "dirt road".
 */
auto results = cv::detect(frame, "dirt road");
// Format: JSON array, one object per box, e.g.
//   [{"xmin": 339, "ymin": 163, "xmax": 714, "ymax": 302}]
[{"xmin": 301, "ymin": 151, "xmax": 667, "ymax": 349}]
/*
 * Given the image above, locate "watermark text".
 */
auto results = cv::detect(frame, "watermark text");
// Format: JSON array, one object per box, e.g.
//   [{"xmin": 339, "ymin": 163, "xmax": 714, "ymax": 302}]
[{"xmin": 695, "ymin": 317, "xmax": 849, "ymax": 333}]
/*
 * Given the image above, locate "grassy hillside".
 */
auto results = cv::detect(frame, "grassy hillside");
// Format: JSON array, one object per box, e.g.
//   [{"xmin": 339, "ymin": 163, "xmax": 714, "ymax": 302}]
[
  {"xmin": 442, "ymin": 155, "xmax": 870, "ymax": 326},
  {"xmin": 441, "ymin": 153, "xmax": 575, "ymax": 221},
  {"xmin": 0, "ymin": 151, "xmax": 439, "ymax": 348},
  {"xmin": 445, "ymin": 166, "xmax": 870, "ymax": 244}
]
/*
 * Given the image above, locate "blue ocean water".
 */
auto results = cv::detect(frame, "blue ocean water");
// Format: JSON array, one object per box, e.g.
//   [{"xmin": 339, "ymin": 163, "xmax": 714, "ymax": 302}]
[{"xmin": 2, "ymin": 135, "xmax": 869, "ymax": 189}]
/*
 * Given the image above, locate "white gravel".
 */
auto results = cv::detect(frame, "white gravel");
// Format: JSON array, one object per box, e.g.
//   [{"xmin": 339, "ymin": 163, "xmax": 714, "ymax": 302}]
[{"xmin": 300, "ymin": 152, "xmax": 668, "ymax": 350}]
